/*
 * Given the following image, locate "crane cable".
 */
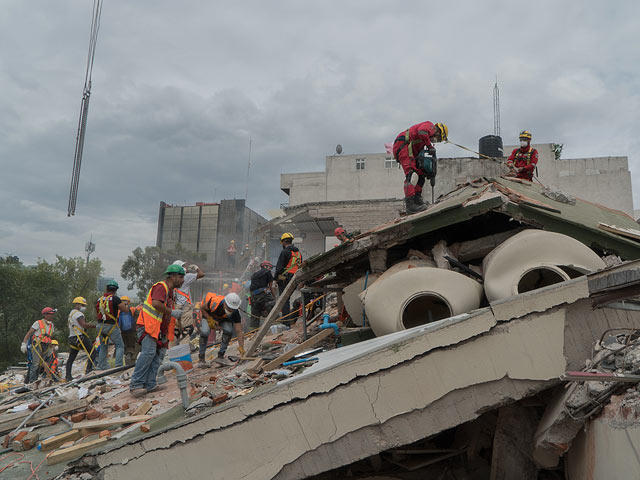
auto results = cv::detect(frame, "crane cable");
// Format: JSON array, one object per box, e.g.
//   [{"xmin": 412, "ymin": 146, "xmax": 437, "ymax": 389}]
[{"xmin": 68, "ymin": 0, "xmax": 103, "ymax": 216}]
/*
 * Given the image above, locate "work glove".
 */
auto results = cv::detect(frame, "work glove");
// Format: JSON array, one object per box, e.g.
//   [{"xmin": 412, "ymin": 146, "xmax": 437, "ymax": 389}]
[
  {"xmin": 21, "ymin": 342, "xmax": 27, "ymax": 354},
  {"xmin": 189, "ymin": 264, "xmax": 198, "ymax": 272},
  {"xmin": 277, "ymin": 274, "xmax": 286, "ymax": 281},
  {"xmin": 238, "ymin": 345, "xmax": 245, "ymax": 356},
  {"xmin": 427, "ymin": 146, "xmax": 436, "ymax": 156}
]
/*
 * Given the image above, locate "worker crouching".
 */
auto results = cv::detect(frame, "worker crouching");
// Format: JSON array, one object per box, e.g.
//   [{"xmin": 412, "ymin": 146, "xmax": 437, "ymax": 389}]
[
  {"xmin": 198, "ymin": 292, "xmax": 244, "ymax": 367},
  {"xmin": 129, "ymin": 264, "xmax": 185, "ymax": 397}
]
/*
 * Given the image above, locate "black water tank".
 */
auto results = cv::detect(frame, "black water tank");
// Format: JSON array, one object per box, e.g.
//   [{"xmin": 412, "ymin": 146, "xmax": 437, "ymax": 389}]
[{"xmin": 478, "ymin": 135, "xmax": 504, "ymax": 158}]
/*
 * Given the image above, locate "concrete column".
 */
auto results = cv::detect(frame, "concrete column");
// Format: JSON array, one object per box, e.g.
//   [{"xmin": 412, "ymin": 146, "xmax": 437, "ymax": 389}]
[{"xmin": 490, "ymin": 404, "xmax": 538, "ymax": 480}]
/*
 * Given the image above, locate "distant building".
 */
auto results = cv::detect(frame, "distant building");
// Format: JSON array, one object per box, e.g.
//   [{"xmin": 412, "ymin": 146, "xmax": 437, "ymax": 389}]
[{"xmin": 156, "ymin": 200, "xmax": 266, "ymax": 271}]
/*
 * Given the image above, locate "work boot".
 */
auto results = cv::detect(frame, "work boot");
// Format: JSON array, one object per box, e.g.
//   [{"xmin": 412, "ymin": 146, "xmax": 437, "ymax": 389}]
[
  {"xmin": 414, "ymin": 193, "xmax": 428, "ymax": 207},
  {"xmin": 197, "ymin": 356, "xmax": 210, "ymax": 369},
  {"xmin": 404, "ymin": 196, "xmax": 427, "ymax": 214}
]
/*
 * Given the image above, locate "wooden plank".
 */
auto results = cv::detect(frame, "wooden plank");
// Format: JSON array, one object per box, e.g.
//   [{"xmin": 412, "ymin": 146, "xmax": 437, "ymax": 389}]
[
  {"xmin": 245, "ymin": 271, "xmax": 301, "ymax": 357},
  {"xmin": 262, "ymin": 329, "xmax": 334, "ymax": 372},
  {"xmin": 132, "ymin": 401, "xmax": 153, "ymax": 416},
  {"xmin": 46, "ymin": 437, "xmax": 108, "ymax": 465},
  {"xmin": 246, "ymin": 358, "xmax": 264, "ymax": 374},
  {"xmin": 73, "ymin": 415, "xmax": 152, "ymax": 430},
  {"xmin": 0, "ymin": 398, "xmax": 91, "ymax": 434},
  {"xmin": 39, "ymin": 429, "xmax": 82, "ymax": 452}
]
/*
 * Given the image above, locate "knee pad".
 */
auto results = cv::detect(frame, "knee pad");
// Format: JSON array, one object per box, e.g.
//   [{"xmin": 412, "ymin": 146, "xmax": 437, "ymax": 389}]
[{"xmin": 405, "ymin": 171, "xmax": 419, "ymax": 186}]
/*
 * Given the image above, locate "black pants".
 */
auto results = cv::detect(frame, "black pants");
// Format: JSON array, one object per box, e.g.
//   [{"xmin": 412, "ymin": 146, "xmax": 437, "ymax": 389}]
[
  {"xmin": 250, "ymin": 291, "xmax": 276, "ymax": 328},
  {"xmin": 66, "ymin": 335, "xmax": 97, "ymax": 380},
  {"xmin": 277, "ymin": 275, "xmax": 294, "ymax": 325}
]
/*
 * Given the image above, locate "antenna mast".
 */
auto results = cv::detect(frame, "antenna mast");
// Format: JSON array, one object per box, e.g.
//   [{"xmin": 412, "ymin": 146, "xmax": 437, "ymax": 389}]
[
  {"xmin": 493, "ymin": 78, "xmax": 501, "ymax": 137},
  {"xmin": 244, "ymin": 139, "xmax": 252, "ymax": 201}
]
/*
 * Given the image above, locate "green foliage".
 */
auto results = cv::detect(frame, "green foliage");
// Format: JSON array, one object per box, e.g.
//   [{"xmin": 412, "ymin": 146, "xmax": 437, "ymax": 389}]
[
  {"xmin": 0, "ymin": 256, "xmax": 103, "ymax": 370},
  {"xmin": 120, "ymin": 244, "xmax": 206, "ymax": 300}
]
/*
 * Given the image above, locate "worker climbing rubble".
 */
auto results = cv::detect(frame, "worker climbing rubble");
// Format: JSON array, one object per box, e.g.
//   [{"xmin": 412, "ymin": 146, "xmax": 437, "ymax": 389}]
[
  {"xmin": 65, "ymin": 296, "xmax": 97, "ymax": 381},
  {"xmin": 95, "ymin": 280, "xmax": 128, "ymax": 370},
  {"xmin": 334, "ymin": 227, "xmax": 354, "ymax": 244},
  {"xmin": 129, "ymin": 264, "xmax": 185, "ymax": 397},
  {"xmin": 199, "ymin": 292, "xmax": 245, "ymax": 367},
  {"xmin": 170, "ymin": 260, "xmax": 205, "ymax": 347},
  {"xmin": 21, "ymin": 307, "xmax": 57, "ymax": 383},
  {"xmin": 391, "ymin": 121, "xmax": 448, "ymax": 213},
  {"xmin": 275, "ymin": 232, "xmax": 302, "ymax": 326},
  {"xmin": 249, "ymin": 261, "xmax": 277, "ymax": 329},
  {"xmin": 506, "ymin": 130, "xmax": 539, "ymax": 181}
]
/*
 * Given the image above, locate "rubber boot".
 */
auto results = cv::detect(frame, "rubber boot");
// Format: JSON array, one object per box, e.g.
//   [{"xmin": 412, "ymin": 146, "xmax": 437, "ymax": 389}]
[{"xmin": 405, "ymin": 196, "xmax": 427, "ymax": 214}]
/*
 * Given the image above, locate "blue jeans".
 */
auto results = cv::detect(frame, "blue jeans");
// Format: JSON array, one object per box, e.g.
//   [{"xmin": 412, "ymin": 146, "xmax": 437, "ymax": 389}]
[
  {"xmin": 130, "ymin": 327, "xmax": 166, "ymax": 391},
  {"xmin": 198, "ymin": 320, "xmax": 234, "ymax": 359},
  {"xmin": 96, "ymin": 322, "xmax": 124, "ymax": 369}
]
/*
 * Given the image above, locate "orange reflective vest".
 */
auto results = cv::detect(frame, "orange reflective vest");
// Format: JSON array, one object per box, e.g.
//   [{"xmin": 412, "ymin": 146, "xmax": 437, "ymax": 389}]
[
  {"xmin": 284, "ymin": 250, "xmax": 302, "ymax": 275},
  {"xmin": 137, "ymin": 281, "xmax": 175, "ymax": 341},
  {"xmin": 175, "ymin": 289, "xmax": 191, "ymax": 304},
  {"xmin": 203, "ymin": 293, "xmax": 231, "ymax": 328},
  {"xmin": 35, "ymin": 319, "xmax": 53, "ymax": 344}
]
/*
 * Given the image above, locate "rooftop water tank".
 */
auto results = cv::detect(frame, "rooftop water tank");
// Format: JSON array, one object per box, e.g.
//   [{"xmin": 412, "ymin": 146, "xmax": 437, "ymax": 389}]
[{"xmin": 479, "ymin": 135, "xmax": 504, "ymax": 158}]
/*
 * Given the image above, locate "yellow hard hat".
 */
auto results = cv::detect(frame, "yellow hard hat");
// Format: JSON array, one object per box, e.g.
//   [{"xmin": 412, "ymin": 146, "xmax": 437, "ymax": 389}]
[
  {"xmin": 435, "ymin": 123, "xmax": 448, "ymax": 142},
  {"xmin": 223, "ymin": 283, "xmax": 229, "ymax": 289},
  {"xmin": 51, "ymin": 340, "xmax": 59, "ymax": 345},
  {"xmin": 72, "ymin": 296, "xmax": 87, "ymax": 306},
  {"xmin": 281, "ymin": 232, "xmax": 294, "ymax": 241},
  {"xmin": 519, "ymin": 130, "xmax": 532, "ymax": 140},
  {"xmin": 121, "ymin": 295, "xmax": 130, "ymax": 302},
  {"xmin": 230, "ymin": 240, "xmax": 235, "ymax": 243},
  {"xmin": 195, "ymin": 302, "xmax": 201, "ymax": 309}
]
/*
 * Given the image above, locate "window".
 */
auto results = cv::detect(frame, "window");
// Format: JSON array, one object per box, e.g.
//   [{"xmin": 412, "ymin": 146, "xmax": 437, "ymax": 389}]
[
  {"xmin": 356, "ymin": 158, "xmax": 366, "ymax": 170},
  {"xmin": 384, "ymin": 157, "xmax": 398, "ymax": 169}
]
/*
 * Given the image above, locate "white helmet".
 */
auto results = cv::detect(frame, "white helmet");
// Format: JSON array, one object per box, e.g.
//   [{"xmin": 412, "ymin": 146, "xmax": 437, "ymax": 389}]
[
  {"xmin": 173, "ymin": 260, "xmax": 186, "ymax": 267},
  {"xmin": 224, "ymin": 293, "xmax": 241, "ymax": 310}
]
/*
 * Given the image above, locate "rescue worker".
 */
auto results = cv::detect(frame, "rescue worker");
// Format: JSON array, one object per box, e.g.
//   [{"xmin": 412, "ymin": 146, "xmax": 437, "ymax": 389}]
[
  {"xmin": 222, "ymin": 283, "xmax": 230, "ymax": 294},
  {"xmin": 66, "ymin": 296, "xmax": 97, "ymax": 381},
  {"xmin": 49, "ymin": 340, "xmax": 60, "ymax": 379},
  {"xmin": 170, "ymin": 260, "xmax": 205, "ymax": 347},
  {"xmin": 95, "ymin": 280, "xmax": 128, "ymax": 370},
  {"xmin": 392, "ymin": 121, "xmax": 448, "ymax": 213},
  {"xmin": 199, "ymin": 292, "xmax": 244, "ymax": 367},
  {"xmin": 275, "ymin": 232, "xmax": 302, "ymax": 326},
  {"xmin": 506, "ymin": 130, "xmax": 539, "ymax": 181},
  {"xmin": 227, "ymin": 240, "xmax": 237, "ymax": 269},
  {"xmin": 249, "ymin": 261, "xmax": 277, "ymax": 328},
  {"xmin": 334, "ymin": 227, "xmax": 354, "ymax": 244},
  {"xmin": 21, "ymin": 307, "xmax": 56, "ymax": 383},
  {"xmin": 130, "ymin": 264, "xmax": 185, "ymax": 397},
  {"xmin": 119, "ymin": 295, "xmax": 139, "ymax": 364}
]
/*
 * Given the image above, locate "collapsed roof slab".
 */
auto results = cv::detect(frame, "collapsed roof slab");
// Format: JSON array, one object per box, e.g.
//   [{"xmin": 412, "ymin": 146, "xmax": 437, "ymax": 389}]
[{"xmin": 78, "ymin": 269, "xmax": 640, "ymax": 480}]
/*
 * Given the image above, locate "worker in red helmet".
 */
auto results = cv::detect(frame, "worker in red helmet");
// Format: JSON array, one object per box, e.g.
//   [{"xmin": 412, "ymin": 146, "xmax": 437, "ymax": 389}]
[
  {"xmin": 506, "ymin": 130, "xmax": 538, "ymax": 181},
  {"xmin": 392, "ymin": 121, "xmax": 448, "ymax": 213},
  {"xmin": 21, "ymin": 307, "xmax": 57, "ymax": 383},
  {"xmin": 249, "ymin": 261, "xmax": 277, "ymax": 328},
  {"xmin": 334, "ymin": 227, "xmax": 354, "ymax": 245}
]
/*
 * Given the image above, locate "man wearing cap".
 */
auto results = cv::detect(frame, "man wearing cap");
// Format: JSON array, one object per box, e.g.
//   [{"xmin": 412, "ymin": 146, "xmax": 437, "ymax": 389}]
[
  {"xmin": 21, "ymin": 307, "xmax": 56, "ymax": 383},
  {"xmin": 170, "ymin": 260, "xmax": 205, "ymax": 347},
  {"xmin": 95, "ymin": 280, "xmax": 129, "ymax": 370},
  {"xmin": 66, "ymin": 296, "xmax": 98, "ymax": 381},
  {"xmin": 130, "ymin": 264, "xmax": 185, "ymax": 396},
  {"xmin": 199, "ymin": 292, "xmax": 244, "ymax": 367},
  {"xmin": 249, "ymin": 261, "xmax": 277, "ymax": 329}
]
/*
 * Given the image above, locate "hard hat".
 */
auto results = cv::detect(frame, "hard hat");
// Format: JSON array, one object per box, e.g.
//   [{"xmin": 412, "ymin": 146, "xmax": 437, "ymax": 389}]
[
  {"xmin": 519, "ymin": 130, "xmax": 532, "ymax": 140},
  {"xmin": 230, "ymin": 240, "xmax": 235, "ymax": 244},
  {"xmin": 121, "ymin": 295, "xmax": 130, "ymax": 302},
  {"xmin": 172, "ymin": 260, "xmax": 186, "ymax": 267},
  {"xmin": 72, "ymin": 296, "xmax": 87, "ymax": 306},
  {"xmin": 165, "ymin": 264, "xmax": 186, "ymax": 275},
  {"xmin": 41, "ymin": 307, "xmax": 57, "ymax": 315},
  {"xmin": 223, "ymin": 283, "xmax": 229, "ymax": 289},
  {"xmin": 261, "ymin": 260, "xmax": 273, "ymax": 268},
  {"xmin": 224, "ymin": 293, "xmax": 241, "ymax": 310},
  {"xmin": 435, "ymin": 123, "xmax": 448, "ymax": 142},
  {"xmin": 334, "ymin": 227, "xmax": 345, "ymax": 236},
  {"xmin": 281, "ymin": 232, "xmax": 294, "ymax": 241},
  {"xmin": 245, "ymin": 243, "xmax": 249, "ymax": 247},
  {"xmin": 106, "ymin": 280, "xmax": 119, "ymax": 290},
  {"xmin": 195, "ymin": 302, "xmax": 201, "ymax": 309},
  {"xmin": 51, "ymin": 340, "xmax": 59, "ymax": 345}
]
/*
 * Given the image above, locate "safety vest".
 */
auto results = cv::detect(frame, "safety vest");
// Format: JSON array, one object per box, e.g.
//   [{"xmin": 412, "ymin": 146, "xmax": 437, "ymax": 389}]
[
  {"xmin": 204, "ymin": 293, "xmax": 227, "ymax": 318},
  {"xmin": 137, "ymin": 281, "xmax": 175, "ymax": 341},
  {"xmin": 513, "ymin": 147, "xmax": 534, "ymax": 165},
  {"xmin": 35, "ymin": 319, "xmax": 53, "ymax": 344},
  {"xmin": 98, "ymin": 293, "xmax": 118, "ymax": 323},
  {"xmin": 284, "ymin": 250, "xmax": 302, "ymax": 275},
  {"xmin": 175, "ymin": 289, "xmax": 191, "ymax": 305}
]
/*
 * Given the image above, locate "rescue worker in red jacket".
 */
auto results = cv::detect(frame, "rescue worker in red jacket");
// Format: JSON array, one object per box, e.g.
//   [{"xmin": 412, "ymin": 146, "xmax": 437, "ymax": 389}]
[
  {"xmin": 275, "ymin": 232, "xmax": 302, "ymax": 326},
  {"xmin": 507, "ymin": 130, "xmax": 538, "ymax": 181},
  {"xmin": 392, "ymin": 121, "xmax": 448, "ymax": 213},
  {"xmin": 129, "ymin": 264, "xmax": 185, "ymax": 397}
]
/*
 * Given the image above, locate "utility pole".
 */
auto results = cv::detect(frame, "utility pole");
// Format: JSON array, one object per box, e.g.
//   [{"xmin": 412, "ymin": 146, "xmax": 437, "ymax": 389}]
[{"xmin": 244, "ymin": 139, "xmax": 252, "ymax": 202}]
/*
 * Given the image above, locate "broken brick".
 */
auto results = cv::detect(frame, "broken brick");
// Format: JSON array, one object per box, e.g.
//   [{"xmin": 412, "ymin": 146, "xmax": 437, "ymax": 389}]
[
  {"xmin": 139, "ymin": 423, "xmax": 151, "ymax": 433},
  {"xmin": 11, "ymin": 431, "xmax": 39, "ymax": 452},
  {"xmin": 28, "ymin": 403, "xmax": 40, "ymax": 411},
  {"xmin": 47, "ymin": 417, "xmax": 59, "ymax": 425},
  {"xmin": 99, "ymin": 430, "xmax": 111, "ymax": 438},
  {"xmin": 223, "ymin": 385, "xmax": 233, "ymax": 391},
  {"xmin": 112, "ymin": 404, "xmax": 121, "ymax": 411},
  {"xmin": 151, "ymin": 400, "xmax": 159, "ymax": 405},
  {"xmin": 86, "ymin": 409, "xmax": 101, "ymax": 420},
  {"xmin": 121, "ymin": 403, "xmax": 129, "ymax": 411},
  {"xmin": 3, "ymin": 433, "xmax": 14, "ymax": 449},
  {"xmin": 212, "ymin": 393, "xmax": 229, "ymax": 405},
  {"xmin": 70, "ymin": 412, "xmax": 86, "ymax": 423},
  {"xmin": 209, "ymin": 376, "xmax": 218, "ymax": 382}
]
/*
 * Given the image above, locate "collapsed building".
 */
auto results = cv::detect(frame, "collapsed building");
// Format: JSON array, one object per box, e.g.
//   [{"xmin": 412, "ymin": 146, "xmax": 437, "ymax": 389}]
[{"xmin": 2, "ymin": 176, "xmax": 640, "ymax": 479}]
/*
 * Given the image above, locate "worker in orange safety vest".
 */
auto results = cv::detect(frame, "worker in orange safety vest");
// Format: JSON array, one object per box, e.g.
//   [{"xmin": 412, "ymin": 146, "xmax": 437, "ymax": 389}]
[
  {"xmin": 274, "ymin": 232, "xmax": 302, "ymax": 326},
  {"xmin": 21, "ymin": 307, "xmax": 56, "ymax": 383}
]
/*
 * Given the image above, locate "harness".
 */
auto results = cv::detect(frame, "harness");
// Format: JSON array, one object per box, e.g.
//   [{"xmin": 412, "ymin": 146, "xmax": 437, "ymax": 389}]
[
  {"xmin": 513, "ymin": 147, "xmax": 534, "ymax": 165},
  {"xmin": 175, "ymin": 289, "xmax": 191, "ymax": 305},
  {"xmin": 34, "ymin": 319, "xmax": 53, "ymax": 344},
  {"xmin": 283, "ymin": 250, "xmax": 302, "ymax": 275},
  {"xmin": 98, "ymin": 294, "xmax": 119, "ymax": 323},
  {"xmin": 393, "ymin": 128, "xmax": 434, "ymax": 160}
]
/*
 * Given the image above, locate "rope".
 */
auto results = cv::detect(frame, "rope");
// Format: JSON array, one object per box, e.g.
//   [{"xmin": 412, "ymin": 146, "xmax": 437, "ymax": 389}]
[{"xmin": 67, "ymin": 0, "xmax": 103, "ymax": 216}]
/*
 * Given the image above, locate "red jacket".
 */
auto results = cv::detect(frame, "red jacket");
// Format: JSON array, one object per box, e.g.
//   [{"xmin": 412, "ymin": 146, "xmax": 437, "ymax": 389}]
[
  {"xmin": 507, "ymin": 146, "xmax": 538, "ymax": 180},
  {"xmin": 393, "ymin": 121, "xmax": 438, "ymax": 160}
]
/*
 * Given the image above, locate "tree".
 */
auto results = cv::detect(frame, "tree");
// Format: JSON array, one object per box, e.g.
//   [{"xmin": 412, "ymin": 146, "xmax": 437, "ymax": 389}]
[{"xmin": 121, "ymin": 244, "xmax": 206, "ymax": 300}]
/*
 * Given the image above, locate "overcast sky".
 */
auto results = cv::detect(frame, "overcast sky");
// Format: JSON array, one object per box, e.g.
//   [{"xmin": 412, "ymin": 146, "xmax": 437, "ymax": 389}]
[{"xmin": 1, "ymin": 0, "xmax": 638, "ymax": 289}]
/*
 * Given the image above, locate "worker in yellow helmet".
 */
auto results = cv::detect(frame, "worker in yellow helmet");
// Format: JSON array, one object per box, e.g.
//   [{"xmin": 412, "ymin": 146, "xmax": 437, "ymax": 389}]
[
  {"xmin": 506, "ymin": 130, "xmax": 538, "ymax": 181},
  {"xmin": 66, "ymin": 296, "xmax": 97, "ymax": 381},
  {"xmin": 274, "ymin": 232, "xmax": 303, "ymax": 326}
]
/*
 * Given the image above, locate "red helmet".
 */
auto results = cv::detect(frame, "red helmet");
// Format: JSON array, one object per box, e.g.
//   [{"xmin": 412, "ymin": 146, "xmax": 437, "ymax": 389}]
[
  {"xmin": 41, "ymin": 307, "xmax": 57, "ymax": 315},
  {"xmin": 261, "ymin": 260, "xmax": 273, "ymax": 269},
  {"xmin": 334, "ymin": 227, "xmax": 345, "ymax": 236}
]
